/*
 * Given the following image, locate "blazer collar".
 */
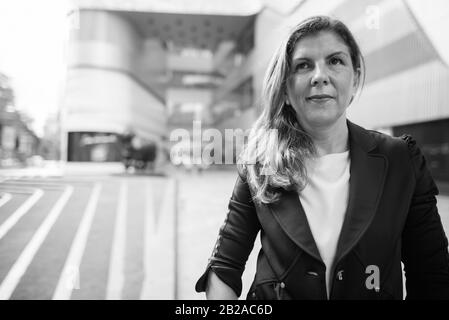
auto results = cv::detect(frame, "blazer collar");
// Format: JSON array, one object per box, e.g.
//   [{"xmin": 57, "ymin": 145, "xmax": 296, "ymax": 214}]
[{"xmin": 267, "ymin": 120, "xmax": 388, "ymax": 269}]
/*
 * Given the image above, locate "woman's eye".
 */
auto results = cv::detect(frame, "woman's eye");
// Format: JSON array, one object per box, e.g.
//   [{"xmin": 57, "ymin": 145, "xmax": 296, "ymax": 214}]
[
  {"xmin": 330, "ymin": 57, "xmax": 343, "ymax": 65},
  {"xmin": 295, "ymin": 62, "xmax": 310, "ymax": 70}
]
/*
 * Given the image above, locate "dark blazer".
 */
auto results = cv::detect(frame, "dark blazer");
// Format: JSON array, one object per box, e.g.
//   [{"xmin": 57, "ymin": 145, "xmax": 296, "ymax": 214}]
[{"xmin": 195, "ymin": 120, "xmax": 449, "ymax": 300}]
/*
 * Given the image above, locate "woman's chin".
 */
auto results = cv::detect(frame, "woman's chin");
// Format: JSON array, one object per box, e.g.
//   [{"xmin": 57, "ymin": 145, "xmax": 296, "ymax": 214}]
[{"xmin": 303, "ymin": 114, "xmax": 343, "ymax": 129}]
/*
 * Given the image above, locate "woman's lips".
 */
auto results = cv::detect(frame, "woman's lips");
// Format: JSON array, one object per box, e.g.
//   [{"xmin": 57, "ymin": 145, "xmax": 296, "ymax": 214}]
[{"xmin": 306, "ymin": 95, "xmax": 334, "ymax": 102}]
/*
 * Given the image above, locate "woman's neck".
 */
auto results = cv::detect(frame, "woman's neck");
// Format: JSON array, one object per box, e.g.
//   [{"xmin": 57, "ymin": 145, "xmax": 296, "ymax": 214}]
[{"xmin": 307, "ymin": 119, "xmax": 349, "ymax": 157}]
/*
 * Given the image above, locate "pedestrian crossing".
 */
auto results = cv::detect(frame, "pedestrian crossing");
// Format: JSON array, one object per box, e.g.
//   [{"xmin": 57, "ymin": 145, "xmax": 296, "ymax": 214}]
[{"xmin": 0, "ymin": 176, "xmax": 175, "ymax": 300}]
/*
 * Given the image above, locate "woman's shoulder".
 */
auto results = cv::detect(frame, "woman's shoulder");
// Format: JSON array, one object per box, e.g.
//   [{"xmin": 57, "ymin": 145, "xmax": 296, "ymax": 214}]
[
  {"xmin": 366, "ymin": 130, "xmax": 439, "ymax": 195},
  {"xmin": 363, "ymin": 129, "xmax": 429, "ymax": 177},
  {"xmin": 363, "ymin": 128, "xmax": 417, "ymax": 155},
  {"xmin": 348, "ymin": 121, "xmax": 413, "ymax": 156}
]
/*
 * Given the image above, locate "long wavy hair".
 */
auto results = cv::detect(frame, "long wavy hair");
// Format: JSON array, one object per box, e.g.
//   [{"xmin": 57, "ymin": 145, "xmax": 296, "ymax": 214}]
[{"xmin": 238, "ymin": 16, "xmax": 365, "ymax": 204}]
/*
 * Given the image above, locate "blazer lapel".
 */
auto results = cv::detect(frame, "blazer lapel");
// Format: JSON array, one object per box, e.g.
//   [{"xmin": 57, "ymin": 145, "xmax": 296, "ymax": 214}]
[
  {"xmin": 266, "ymin": 120, "xmax": 388, "ymax": 270},
  {"xmin": 331, "ymin": 121, "xmax": 388, "ymax": 272},
  {"xmin": 268, "ymin": 190, "xmax": 323, "ymax": 263}
]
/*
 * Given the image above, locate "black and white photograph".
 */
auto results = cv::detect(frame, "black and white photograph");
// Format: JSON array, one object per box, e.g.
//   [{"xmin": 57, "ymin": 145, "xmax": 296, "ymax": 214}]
[{"xmin": 0, "ymin": 0, "xmax": 449, "ymax": 308}]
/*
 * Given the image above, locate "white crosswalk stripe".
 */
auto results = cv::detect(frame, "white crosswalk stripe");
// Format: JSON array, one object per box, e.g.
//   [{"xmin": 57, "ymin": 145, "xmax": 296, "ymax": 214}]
[
  {"xmin": 106, "ymin": 181, "xmax": 127, "ymax": 300},
  {"xmin": 0, "ymin": 186, "xmax": 73, "ymax": 299},
  {"xmin": 0, "ymin": 189, "xmax": 44, "ymax": 241},
  {"xmin": 53, "ymin": 183, "xmax": 102, "ymax": 300},
  {"xmin": 0, "ymin": 176, "xmax": 181, "ymax": 300},
  {"xmin": 0, "ymin": 193, "xmax": 12, "ymax": 208}
]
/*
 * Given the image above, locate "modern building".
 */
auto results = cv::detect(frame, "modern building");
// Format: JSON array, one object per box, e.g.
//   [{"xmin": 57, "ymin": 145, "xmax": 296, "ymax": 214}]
[{"xmin": 63, "ymin": 0, "xmax": 449, "ymax": 181}]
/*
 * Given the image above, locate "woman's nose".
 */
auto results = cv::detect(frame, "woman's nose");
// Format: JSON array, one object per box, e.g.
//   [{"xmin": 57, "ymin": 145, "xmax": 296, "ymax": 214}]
[{"xmin": 310, "ymin": 65, "xmax": 330, "ymax": 86}]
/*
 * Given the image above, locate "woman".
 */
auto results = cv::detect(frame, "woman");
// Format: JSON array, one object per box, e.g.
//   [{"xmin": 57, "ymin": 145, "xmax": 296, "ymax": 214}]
[{"xmin": 195, "ymin": 16, "xmax": 449, "ymax": 299}]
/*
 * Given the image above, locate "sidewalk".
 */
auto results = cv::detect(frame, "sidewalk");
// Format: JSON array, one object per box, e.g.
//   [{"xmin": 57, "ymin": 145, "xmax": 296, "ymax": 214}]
[
  {"xmin": 175, "ymin": 169, "xmax": 259, "ymax": 300},
  {"xmin": 63, "ymin": 162, "xmax": 123, "ymax": 176},
  {"xmin": 0, "ymin": 161, "xmax": 171, "ymax": 178},
  {"xmin": 0, "ymin": 160, "xmax": 63, "ymax": 178},
  {"xmin": 436, "ymin": 195, "xmax": 449, "ymax": 237},
  {"xmin": 436, "ymin": 181, "xmax": 449, "ymax": 196}
]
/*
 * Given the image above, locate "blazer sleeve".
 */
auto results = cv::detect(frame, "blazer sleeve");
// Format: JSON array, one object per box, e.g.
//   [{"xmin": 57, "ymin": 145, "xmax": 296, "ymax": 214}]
[
  {"xmin": 401, "ymin": 135, "xmax": 449, "ymax": 299},
  {"xmin": 195, "ymin": 167, "xmax": 261, "ymax": 298}
]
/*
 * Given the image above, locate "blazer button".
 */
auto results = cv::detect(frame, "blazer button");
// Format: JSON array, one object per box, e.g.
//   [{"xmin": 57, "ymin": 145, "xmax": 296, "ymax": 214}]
[
  {"xmin": 336, "ymin": 270, "xmax": 344, "ymax": 281},
  {"xmin": 280, "ymin": 282, "xmax": 285, "ymax": 288}
]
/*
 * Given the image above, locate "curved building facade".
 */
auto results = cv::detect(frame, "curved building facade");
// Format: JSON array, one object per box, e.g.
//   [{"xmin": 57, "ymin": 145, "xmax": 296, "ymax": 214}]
[{"xmin": 62, "ymin": 10, "xmax": 167, "ymax": 162}]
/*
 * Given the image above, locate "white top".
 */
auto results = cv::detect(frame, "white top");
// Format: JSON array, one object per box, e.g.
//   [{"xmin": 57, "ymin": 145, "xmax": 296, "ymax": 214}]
[{"xmin": 298, "ymin": 151, "xmax": 350, "ymax": 299}]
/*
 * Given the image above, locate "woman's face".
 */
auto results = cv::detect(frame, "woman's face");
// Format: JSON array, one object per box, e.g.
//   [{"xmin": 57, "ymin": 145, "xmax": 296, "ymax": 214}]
[{"xmin": 286, "ymin": 31, "xmax": 359, "ymax": 132}]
